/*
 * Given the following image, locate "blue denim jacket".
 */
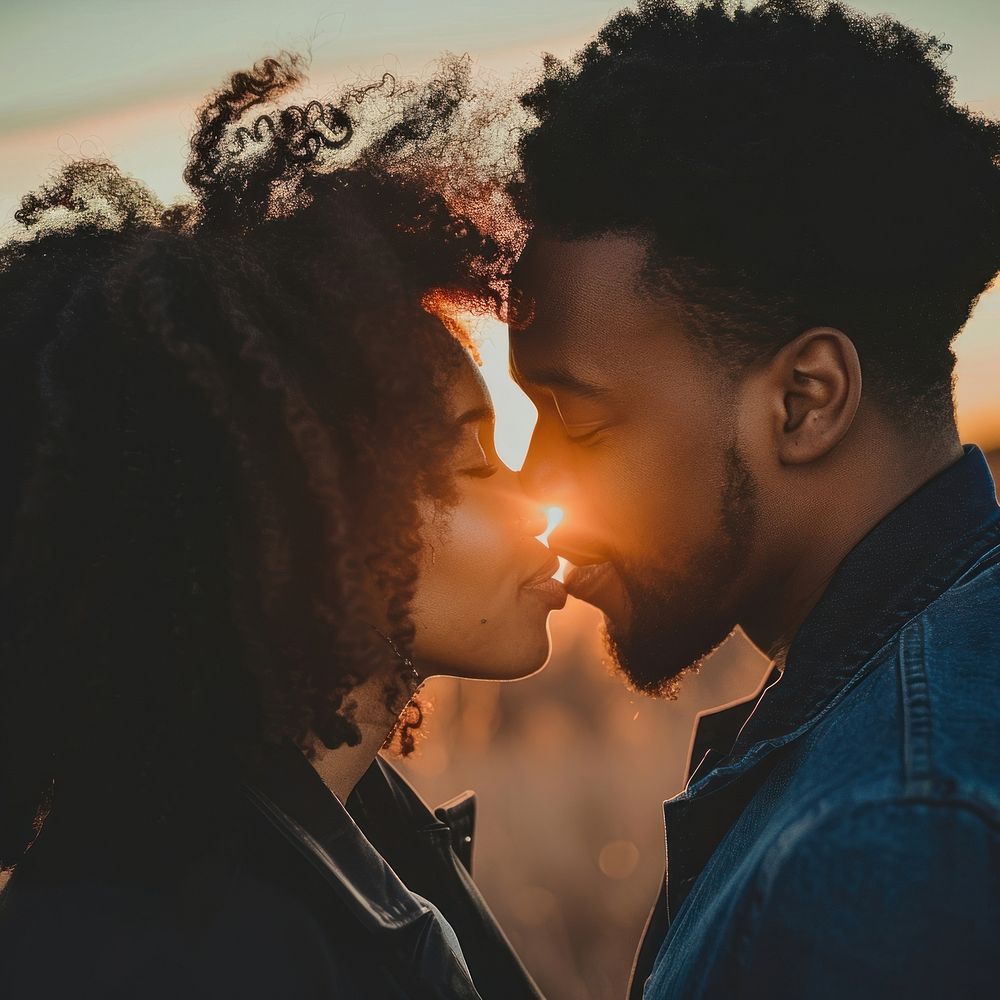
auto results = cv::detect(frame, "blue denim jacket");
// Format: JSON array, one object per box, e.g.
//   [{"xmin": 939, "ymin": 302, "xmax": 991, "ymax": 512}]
[{"xmin": 631, "ymin": 445, "xmax": 1000, "ymax": 999}]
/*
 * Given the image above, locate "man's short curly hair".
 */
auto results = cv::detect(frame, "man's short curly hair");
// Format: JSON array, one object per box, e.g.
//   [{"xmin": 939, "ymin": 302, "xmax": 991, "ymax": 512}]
[
  {"xmin": 0, "ymin": 56, "xmax": 515, "ymax": 868},
  {"xmin": 514, "ymin": 0, "xmax": 1000, "ymax": 429}
]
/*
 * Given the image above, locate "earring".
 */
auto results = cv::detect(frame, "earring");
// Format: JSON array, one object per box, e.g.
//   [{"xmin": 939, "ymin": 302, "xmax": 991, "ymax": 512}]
[{"xmin": 370, "ymin": 624, "xmax": 421, "ymax": 687}]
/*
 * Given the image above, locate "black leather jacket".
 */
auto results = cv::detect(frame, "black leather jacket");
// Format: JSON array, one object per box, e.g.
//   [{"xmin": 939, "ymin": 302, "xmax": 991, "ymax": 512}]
[{"xmin": 0, "ymin": 740, "xmax": 543, "ymax": 1000}]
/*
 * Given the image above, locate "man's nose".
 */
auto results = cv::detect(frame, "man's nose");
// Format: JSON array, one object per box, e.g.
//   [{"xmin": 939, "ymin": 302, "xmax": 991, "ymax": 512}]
[{"xmin": 519, "ymin": 420, "xmax": 573, "ymax": 503}]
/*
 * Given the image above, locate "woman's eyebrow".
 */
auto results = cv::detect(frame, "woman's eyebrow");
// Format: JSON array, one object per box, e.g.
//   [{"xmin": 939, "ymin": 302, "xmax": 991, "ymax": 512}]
[{"xmin": 455, "ymin": 404, "xmax": 495, "ymax": 426}]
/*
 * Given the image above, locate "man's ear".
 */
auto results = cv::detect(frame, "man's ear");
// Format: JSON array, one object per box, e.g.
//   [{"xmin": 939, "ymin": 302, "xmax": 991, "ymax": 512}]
[{"xmin": 766, "ymin": 328, "xmax": 862, "ymax": 465}]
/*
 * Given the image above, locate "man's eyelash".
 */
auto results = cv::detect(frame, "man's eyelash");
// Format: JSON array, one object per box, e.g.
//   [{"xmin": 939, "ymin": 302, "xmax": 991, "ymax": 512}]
[{"xmin": 565, "ymin": 426, "xmax": 605, "ymax": 445}]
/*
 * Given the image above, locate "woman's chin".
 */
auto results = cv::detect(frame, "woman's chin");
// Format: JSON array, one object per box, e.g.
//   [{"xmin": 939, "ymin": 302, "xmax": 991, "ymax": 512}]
[
  {"xmin": 464, "ymin": 660, "xmax": 548, "ymax": 683},
  {"xmin": 477, "ymin": 631, "xmax": 554, "ymax": 681},
  {"xmin": 433, "ymin": 633, "xmax": 554, "ymax": 683}
]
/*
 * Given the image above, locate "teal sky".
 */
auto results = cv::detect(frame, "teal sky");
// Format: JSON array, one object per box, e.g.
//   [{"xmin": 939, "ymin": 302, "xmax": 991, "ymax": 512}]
[
  {"xmin": 3, "ymin": 0, "xmax": 997, "ymax": 129},
  {"xmin": 1, "ymin": 1, "xmax": 622, "ymax": 133},
  {"xmin": 2, "ymin": 0, "xmax": 999, "ymax": 445},
  {"xmin": 5, "ymin": 0, "xmax": 998, "ymax": 218}
]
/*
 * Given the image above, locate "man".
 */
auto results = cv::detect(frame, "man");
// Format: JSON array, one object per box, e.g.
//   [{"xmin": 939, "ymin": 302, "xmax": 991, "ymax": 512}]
[{"xmin": 509, "ymin": 1, "xmax": 1000, "ymax": 996}]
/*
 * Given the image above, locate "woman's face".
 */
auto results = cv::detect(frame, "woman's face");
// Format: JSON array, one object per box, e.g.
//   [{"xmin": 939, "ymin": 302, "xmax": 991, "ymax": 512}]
[{"xmin": 409, "ymin": 359, "xmax": 566, "ymax": 681}]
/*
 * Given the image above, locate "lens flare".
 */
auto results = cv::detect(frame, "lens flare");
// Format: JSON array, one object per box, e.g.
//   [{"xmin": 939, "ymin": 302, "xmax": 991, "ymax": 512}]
[
  {"xmin": 538, "ymin": 506, "xmax": 568, "ymax": 581},
  {"xmin": 538, "ymin": 505, "xmax": 564, "ymax": 545}
]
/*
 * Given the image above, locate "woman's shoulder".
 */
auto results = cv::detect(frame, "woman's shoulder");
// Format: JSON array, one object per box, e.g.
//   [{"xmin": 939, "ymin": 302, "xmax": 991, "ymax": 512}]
[{"xmin": 0, "ymin": 816, "xmax": 365, "ymax": 1000}]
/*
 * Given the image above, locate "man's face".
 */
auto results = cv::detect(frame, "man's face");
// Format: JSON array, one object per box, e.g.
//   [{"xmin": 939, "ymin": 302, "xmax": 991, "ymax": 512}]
[{"xmin": 511, "ymin": 233, "xmax": 760, "ymax": 696}]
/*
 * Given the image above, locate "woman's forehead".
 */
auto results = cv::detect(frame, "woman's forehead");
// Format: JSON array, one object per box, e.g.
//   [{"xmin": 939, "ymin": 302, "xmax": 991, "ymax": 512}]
[{"xmin": 449, "ymin": 355, "xmax": 493, "ymax": 419}]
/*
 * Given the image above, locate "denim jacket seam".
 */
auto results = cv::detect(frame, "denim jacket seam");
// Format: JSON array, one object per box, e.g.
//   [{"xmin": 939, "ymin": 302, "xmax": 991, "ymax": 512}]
[{"xmin": 898, "ymin": 617, "xmax": 933, "ymax": 789}]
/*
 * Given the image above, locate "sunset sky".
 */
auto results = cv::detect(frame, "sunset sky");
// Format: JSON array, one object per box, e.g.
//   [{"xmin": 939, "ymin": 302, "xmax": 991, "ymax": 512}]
[{"xmin": 3, "ymin": 0, "xmax": 999, "ymax": 459}]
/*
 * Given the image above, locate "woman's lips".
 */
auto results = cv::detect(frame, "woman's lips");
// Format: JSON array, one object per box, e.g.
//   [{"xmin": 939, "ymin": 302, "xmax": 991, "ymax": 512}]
[
  {"xmin": 522, "ymin": 556, "xmax": 568, "ymax": 609},
  {"xmin": 522, "ymin": 574, "xmax": 568, "ymax": 610}
]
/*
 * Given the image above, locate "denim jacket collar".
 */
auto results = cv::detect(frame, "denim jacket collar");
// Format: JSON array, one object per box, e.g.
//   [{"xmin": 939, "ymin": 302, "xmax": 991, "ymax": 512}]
[{"xmin": 693, "ymin": 444, "xmax": 1000, "ymax": 790}]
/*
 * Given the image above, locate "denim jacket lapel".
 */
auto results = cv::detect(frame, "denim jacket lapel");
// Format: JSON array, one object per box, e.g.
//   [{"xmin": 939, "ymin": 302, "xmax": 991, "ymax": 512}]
[{"xmin": 732, "ymin": 445, "xmax": 1000, "ymax": 758}]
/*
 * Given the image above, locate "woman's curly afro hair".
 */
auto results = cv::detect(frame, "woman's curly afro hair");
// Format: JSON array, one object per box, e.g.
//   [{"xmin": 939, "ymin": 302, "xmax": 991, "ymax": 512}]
[
  {"xmin": 514, "ymin": 0, "xmax": 1000, "ymax": 430},
  {"xmin": 0, "ymin": 54, "xmax": 517, "ymax": 869}
]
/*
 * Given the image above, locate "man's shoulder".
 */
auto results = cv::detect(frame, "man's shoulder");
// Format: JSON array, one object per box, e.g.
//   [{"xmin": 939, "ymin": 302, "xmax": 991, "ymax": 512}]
[
  {"xmin": 693, "ymin": 793, "xmax": 1000, "ymax": 999},
  {"xmin": 800, "ymin": 537, "xmax": 1000, "ymax": 808},
  {"xmin": 912, "ymin": 526, "xmax": 1000, "ymax": 679},
  {"xmin": 893, "ymin": 537, "xmax": 1000, "ymax": 800}
]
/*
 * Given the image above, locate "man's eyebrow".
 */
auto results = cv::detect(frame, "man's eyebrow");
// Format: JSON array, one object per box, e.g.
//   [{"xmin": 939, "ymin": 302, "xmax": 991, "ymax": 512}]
[
  {"xmin": 513, "ymin": 366, "xmax": 608, "ymax": 399},
  {"xmin": 455, "ymin": 404, "xmax": 495, "ymax": 426}
]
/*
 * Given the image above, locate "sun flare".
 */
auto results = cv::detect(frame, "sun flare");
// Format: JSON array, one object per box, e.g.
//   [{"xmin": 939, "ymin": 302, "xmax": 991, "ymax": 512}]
[{"xmin": 539, "ymin": 505, "xmax": 564, "ymax": 546}]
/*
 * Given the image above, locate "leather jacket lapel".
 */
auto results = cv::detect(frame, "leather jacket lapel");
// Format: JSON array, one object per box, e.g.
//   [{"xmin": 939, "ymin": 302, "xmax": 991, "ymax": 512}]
[{"xmin": 242, "ymin": 742, "xmax": 484, "ymax": 1000}]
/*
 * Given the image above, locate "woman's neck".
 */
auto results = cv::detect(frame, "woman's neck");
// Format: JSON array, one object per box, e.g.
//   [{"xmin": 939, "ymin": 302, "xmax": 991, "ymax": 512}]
[{"xmin": 307, "ymin": 671, "xmax": 418, "ymax": 803}]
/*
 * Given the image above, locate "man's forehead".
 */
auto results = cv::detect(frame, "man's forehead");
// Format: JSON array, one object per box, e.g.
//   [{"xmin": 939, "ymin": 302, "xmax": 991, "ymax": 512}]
[
  {"xmin": 510, "ymin": 230, "xmax": 668, "ymax": 384},
  {"xmin": 513, "ymin": 230, "xmax": 651, "ymax": 305},
  {"xmin": 508, "ymin": 335, "xmax": 609, "ymax": 397},
  {"xmin": 511, "ymin": 231, "xmax": 656, "ymax": 345}
]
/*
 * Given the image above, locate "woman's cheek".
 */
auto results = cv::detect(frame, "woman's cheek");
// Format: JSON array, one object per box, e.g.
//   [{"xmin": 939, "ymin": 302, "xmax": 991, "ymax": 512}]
[
  {"xmin": 412, "ymin": 493, "xmax": 511, "ymax": 641},
  {"xmin": 439, "ymin": 493, "xmax": 514, "ymax": 603}
]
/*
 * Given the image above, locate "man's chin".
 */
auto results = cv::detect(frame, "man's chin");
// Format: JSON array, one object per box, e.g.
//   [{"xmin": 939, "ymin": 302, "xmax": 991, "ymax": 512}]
[{"xmin": 601, "ymin": 611, "xmax": 736, "ymax": 701}]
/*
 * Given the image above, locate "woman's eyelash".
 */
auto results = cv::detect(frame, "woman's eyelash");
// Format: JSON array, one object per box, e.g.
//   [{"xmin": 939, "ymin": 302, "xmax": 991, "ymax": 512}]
[{"xmin": 464, "ymin": 463, "xmax": 500, "ymax": 478}]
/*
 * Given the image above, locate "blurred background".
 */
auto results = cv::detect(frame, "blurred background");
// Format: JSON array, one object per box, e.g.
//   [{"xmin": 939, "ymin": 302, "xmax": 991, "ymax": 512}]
[{"xmin": 3, "ymin": 2, "xmax": 998, "ymax": 998}]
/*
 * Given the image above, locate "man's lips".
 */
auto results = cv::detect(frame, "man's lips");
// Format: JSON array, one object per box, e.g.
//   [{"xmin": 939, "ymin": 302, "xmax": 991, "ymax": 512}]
[
  {"xmin": 563, "ymin": 561, "xmax": 627, "ymax": 620},
  {"xmin": 563, "ymin": 561, "xmax": 613, "ymax": 600}
]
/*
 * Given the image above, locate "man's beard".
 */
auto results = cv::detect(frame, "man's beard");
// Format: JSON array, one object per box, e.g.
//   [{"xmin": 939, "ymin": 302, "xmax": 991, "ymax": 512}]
[{"xmin": 603, "ymin": 443, "xmax": 758, "ymax": 699}]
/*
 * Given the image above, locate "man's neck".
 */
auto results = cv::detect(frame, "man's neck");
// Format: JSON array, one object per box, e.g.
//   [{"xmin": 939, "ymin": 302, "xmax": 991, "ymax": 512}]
[{"xmin": 744, "ymin": 434, "xmax": 964, "ymax": 665}]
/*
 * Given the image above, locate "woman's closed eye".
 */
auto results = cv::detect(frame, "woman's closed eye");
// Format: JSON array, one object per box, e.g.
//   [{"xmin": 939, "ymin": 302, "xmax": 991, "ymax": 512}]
[
  {"xmin": 463, "ymin": 461, "xmax": 500, "ymax": 478},
  {"xmin": 459, "ymin": 419, "xmax": 500, "ymax": 477}
]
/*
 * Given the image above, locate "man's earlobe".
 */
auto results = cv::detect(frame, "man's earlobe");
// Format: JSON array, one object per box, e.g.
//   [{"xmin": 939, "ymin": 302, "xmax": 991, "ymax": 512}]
[{"xmin": 773, "ymin": 328, "xmax": 862, "ymax": 466}]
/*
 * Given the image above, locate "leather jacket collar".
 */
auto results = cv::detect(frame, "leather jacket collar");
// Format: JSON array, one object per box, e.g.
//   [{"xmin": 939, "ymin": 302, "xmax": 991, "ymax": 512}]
[{"xmin": 243, "ymin": 739, "xmax": 484, "ymax": 999}]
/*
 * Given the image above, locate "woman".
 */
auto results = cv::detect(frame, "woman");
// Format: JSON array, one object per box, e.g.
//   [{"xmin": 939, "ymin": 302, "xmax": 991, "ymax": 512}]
[{"xmin": 0, "ymin": 57, "xmax": 557, "ymax": 999}]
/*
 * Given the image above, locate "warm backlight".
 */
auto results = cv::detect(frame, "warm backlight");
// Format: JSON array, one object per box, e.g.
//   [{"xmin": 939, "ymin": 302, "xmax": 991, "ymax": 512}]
[
  {"xmin": 475, "ymin": 317, "xmax": 538, "ymax": 471},
  {"xmin": 475, "ymin": 317, "xmax": 568, "ymax": 580}
]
